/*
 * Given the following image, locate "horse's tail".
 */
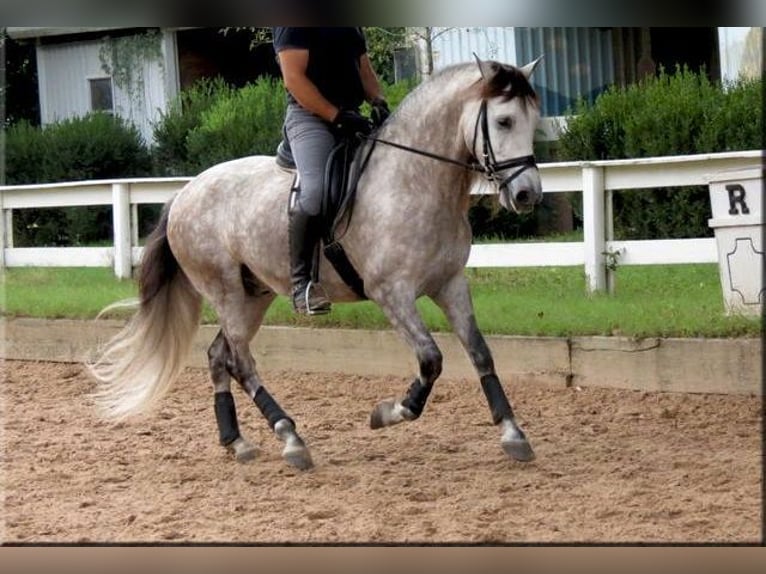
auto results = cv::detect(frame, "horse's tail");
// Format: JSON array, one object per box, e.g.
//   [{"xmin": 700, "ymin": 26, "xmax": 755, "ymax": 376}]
[{"xmin": 87, "ymin": 199, "xmax": 202, "ymax": 420}]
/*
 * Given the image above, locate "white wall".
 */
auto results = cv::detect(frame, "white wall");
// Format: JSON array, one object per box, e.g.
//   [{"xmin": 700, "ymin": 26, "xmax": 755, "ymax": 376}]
[
  {"xmin": 36, "ymin": 34, "xmax": 175, "ymax": 145},
  {"xmin": 429, "ymin": 26, "xmax": 518, "ymax": 68},
  {"xmin": 717, "ymin": 27, "xmax": 763, "ymax": 84}
]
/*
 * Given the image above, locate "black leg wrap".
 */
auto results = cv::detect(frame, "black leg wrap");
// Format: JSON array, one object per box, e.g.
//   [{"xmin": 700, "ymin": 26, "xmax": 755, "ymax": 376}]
[
  {"xmin": 480, "ymin": 374, "xmax": 514, "ymax": 425},
  {"xmin": 253, "ymin": 386, "xmax": 293, "ymax": 430},
  {"xmin": 214, "ymin": 391, "xmax": 241, "ymax": 446},
  {"xmin": 401, "ymin": 378, "xmax": 433, "ymax": 418}
]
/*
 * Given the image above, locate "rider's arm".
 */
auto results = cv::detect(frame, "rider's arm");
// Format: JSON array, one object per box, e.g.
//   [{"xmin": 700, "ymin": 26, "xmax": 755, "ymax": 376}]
[
  {"xmin": 359, "ymin": 54, "xmax": 385, "ymax": 104},
  {"xmin": 277, "ymin": 48, "xmax": 340, "ymax": 122}
]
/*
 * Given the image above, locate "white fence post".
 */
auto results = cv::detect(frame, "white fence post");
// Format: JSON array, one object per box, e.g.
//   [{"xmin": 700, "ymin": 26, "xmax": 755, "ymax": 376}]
[
  {"xmin": 583, "ymin": 165, "xmax": 606, "ymax": 293},
  {"xmin": 130, "ymin": 203, "xmax": 139, "ymax": 249},
  {"xmin": 112, "ymin": 182, "xmax": 132, "ymax": 279},
  {"xmin": 4, "ymin": 209, "xmax": 13, "ymax": 249},
  {"xmin": 605, "ymin": 189, "xmax": 617, "ymax": 294}
]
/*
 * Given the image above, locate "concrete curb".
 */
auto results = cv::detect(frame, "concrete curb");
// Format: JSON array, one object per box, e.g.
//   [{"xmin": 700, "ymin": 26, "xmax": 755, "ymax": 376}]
[{"xmin": 1, "ymin": 318, "xmax": 761, "ymax": 395}]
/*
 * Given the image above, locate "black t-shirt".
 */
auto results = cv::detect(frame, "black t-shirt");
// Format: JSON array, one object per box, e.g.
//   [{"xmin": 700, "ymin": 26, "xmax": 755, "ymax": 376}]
[{"xmin": 272, "ymin": 27, "xmax": 367, "ymax": 111}]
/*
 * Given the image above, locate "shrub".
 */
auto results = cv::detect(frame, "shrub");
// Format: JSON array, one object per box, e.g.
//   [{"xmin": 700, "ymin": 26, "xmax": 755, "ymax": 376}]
[
  {"xmin": 696, "ymin": 76, "xmax": 763, "ymax": 152},
  {"xmin": 184, "ymin": 76, "xmax": 287, "ymax": 172},
  {"xmin": 557, "ymin": 66, "xmax": 762, "ymax": 240},
  {"xmin": 6, "ymin": 112, "xmax": 152, "ymax": 185},
  {"xmin": 3, "ymin": 120, "xmax": 46, "ymax": 186},
  {"xmin": 622, "ymin": 67, "xmax": 722, "ymax": 158},
  {"xmin": 5, "ymin": 113, "xmax": 152, "ymax": 246},
  {"xmin": 361, "ymin": 78, "xmax": 418, "ymax": 115},
  {"xmin": 151, "ymin": 77, "xmax": 235, "ymax": 176},
  {"xmin": 44, "ymin": 112, "xmax": 153, "ymax": 182}
]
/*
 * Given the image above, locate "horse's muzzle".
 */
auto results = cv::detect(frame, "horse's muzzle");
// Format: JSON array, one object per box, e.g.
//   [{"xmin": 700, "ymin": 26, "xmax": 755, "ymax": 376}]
[
  {"xmin": 493, "ymin": 155, "xmax": 541, "ymax": 214},
  {"xmin": 513, "ymin": 188, "xmax": 539, "ymax": 208},
  {"xmin": 500, "ymin": 179, "xmax": 542, "ymax": 214}
]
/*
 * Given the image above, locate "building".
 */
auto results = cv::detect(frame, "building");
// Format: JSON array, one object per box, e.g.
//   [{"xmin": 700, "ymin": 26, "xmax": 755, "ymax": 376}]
[{"xmin": 5, "ymin": 27, "xmax": 280, "ymax": 144}]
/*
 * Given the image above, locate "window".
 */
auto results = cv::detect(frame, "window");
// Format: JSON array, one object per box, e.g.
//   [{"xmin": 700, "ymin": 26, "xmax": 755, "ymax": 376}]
[{"xmin": 89, "ymin": 77, "xmax": 114, "ymax": 113}]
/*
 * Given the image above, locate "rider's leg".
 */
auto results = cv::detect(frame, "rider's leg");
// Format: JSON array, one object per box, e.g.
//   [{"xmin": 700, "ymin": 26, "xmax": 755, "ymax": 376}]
[{"xmin": 283, "ymin": 104, "xmax": 337, "ymax": 314}]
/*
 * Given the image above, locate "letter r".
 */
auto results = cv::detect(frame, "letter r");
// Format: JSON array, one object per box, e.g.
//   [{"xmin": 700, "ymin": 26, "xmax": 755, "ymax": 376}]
[{"xmin": 727, "ymin": 184, "xmax": 750, "ymax": 215}]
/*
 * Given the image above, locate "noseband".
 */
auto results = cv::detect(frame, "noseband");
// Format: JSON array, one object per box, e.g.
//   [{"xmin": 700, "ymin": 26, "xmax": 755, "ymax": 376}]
[{"xmin": 363, "ymin": 98, "xmax": 537, "ymax": 188}]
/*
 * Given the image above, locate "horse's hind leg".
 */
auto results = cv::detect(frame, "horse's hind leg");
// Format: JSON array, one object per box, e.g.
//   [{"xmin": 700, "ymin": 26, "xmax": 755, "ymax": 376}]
[
  {"xmin": 224, "ymin": 327, "xmax": 313, "ymax": 471},
  {"xmin": 433, "ymin": 273, "xmax": 534, "ymax": 462},
  {"xmin": 208, "ymin": 329, "xmax": 258, "ymax": 462},
  {"xmin": 202, "ymin": 266, "xmax": 313, "ymax": 470}
]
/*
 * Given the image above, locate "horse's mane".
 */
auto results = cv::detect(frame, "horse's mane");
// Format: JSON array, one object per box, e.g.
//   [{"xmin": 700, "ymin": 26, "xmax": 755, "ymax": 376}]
[
  {"xmin": 393, "ymin": 61, "xmax": 538, "ymax": 120},
  {"xmin": 478, "ymin": 62, "xmax": 538, "ymax": 104}
]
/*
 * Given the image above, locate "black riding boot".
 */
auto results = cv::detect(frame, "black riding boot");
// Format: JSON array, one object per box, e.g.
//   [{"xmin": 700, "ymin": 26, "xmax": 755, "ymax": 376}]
[{"xmin": 288, "ymin": 208, "xmax": 331, "ymax": 315}]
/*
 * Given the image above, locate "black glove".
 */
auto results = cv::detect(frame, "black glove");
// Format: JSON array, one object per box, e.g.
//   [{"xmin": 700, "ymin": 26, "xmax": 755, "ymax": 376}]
[
  {"xmin": 332, "ymin": 109, "xmax": 372, "ymax": 138},
  {"xmin": 370, "ymin": 97, "xmax": 390, "ymax": 128}
]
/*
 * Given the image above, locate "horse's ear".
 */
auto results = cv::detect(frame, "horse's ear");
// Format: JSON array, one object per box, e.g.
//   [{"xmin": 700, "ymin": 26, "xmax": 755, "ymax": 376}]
[
  {"xmin": 473, "ymin": 52, "xmax": 495, "ymax": 80},
  {"xmin": 519, "ymin": 55, "xmax": 543, "ymax": 80}
]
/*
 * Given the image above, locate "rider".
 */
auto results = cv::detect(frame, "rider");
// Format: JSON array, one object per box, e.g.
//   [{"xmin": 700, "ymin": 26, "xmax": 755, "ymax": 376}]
[{"xmin": 272, "ymin": 26, "xmax": 390, "ymax": 315}]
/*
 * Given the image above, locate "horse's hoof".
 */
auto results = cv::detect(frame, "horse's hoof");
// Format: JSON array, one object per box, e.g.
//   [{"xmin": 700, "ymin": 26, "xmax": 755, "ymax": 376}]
[
  {"xmin": 502, "ymin": 438, "xmax": 535, "ymax": 462},
  {"xmin": 283, "ymin": 444, "xmax": 314, "ymax": 471},
  {"xmin": 370, "ymin": 400, "xmax": 392, "ymax": 429},
  {"xmin": 229, "ymin": 437, "xmax": 258, "ymax": 463},
  {"xmin": 370, "ymin": 399, "xmax": 404, "ymax": 429}
]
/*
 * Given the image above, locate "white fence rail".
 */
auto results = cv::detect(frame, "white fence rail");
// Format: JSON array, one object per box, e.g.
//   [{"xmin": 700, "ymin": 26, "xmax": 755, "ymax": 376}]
[{"xmin": 0, "ymin": 151, "xmax": 761, "ymax": 292}]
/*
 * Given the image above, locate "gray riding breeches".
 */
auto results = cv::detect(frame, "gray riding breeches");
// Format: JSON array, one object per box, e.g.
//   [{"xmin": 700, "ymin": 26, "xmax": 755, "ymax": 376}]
[{"xmin": 283, "ymin": 103, "xmax": 337, "ymax": 216}]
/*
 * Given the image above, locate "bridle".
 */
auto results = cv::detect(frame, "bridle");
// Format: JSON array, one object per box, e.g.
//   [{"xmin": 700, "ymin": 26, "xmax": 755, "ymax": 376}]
[
  {"xmin": 362, "ymin": 99, "xmax": 537, "ymax": 189},
  {"xmin": 472, "ymin": 100, "xmax": 538, "ymax": 189}
]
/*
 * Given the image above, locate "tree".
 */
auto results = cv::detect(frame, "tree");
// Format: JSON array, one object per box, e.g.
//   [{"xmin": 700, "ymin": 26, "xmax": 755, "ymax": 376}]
[
  {"xmin": 363, "ymin": 27, "xmax": 407, "ymax": 84},
  {"xmin": 407, "ymin": 27, "xmax": 455, "ymax": 77}
]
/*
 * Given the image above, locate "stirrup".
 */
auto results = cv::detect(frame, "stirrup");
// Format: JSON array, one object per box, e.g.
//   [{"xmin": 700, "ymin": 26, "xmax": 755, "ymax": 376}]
[{"xmin": 296, "ymin": 280, "xmax": 331, "ymax": 316}]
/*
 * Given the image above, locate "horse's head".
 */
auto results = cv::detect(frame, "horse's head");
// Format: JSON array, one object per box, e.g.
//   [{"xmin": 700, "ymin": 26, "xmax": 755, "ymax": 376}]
[{"xmin": 466, "ymin": 56, "xmax": 543, "ymax": 214}]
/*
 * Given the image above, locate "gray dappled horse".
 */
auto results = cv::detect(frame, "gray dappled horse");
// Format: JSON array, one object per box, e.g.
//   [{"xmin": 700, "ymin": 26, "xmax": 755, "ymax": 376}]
[{"xmin": 88, "ymin": 57, "xmax": 544, "ymax": 471}]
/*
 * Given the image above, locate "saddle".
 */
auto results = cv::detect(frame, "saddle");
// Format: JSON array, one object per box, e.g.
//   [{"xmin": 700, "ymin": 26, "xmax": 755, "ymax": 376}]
[{"xmin": 276, "ymin": 135, "xmax": 375, "ymax": 300}]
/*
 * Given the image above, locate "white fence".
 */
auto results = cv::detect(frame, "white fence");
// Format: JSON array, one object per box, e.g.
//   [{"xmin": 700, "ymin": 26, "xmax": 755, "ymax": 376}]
[{"xmin": 0, "ymin": 150, "xmax": 761, "ymax": 293}]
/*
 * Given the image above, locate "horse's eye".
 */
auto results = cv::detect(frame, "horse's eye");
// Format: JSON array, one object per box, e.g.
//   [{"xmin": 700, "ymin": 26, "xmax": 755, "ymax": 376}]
[{"xmin": 497, "ymin": 116, "xmax": 513, "ymax": 129}]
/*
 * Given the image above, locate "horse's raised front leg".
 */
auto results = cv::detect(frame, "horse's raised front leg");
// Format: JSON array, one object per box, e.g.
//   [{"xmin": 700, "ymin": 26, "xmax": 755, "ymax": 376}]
[
  {"xmin": 433, "ymin": 273, "xmax": 534, "ymax": 462},
  {"xmin": 368, "ymin": 291, "xmax": 443, "ymax": 429}
]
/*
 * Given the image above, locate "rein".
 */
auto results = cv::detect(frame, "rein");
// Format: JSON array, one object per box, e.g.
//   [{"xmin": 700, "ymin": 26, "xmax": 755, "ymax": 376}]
[
  {"xmin": 362, "ymin": 133, "xmax": 484, "ymax": 173},
  {"xmin": 362, "ymin": 99, "xmax": 537, "ymax": 188}
]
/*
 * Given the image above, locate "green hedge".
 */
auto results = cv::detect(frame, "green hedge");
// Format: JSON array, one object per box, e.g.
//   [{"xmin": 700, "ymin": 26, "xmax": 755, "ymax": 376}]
[
  {"xmin": 3, "ymin": 120, "xmax": 46, "ymax": 186},
  {"xmin": 558, "ymin": 67, "xmax": 762, "ymax": 240},
  {"xmin": 5, "ymin": 113, "xmax": 152, "ymax": 246},
  {"xmin": 5, "ymin": 113, "xmax": 152, "ymax": 185},
  {"xmin": 184, "ymin": 76, "xmax": 287, "ymax": 173},
  {"xmin": 151, "ymin": 77, "xmax": 235, "ymax": 176}
]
